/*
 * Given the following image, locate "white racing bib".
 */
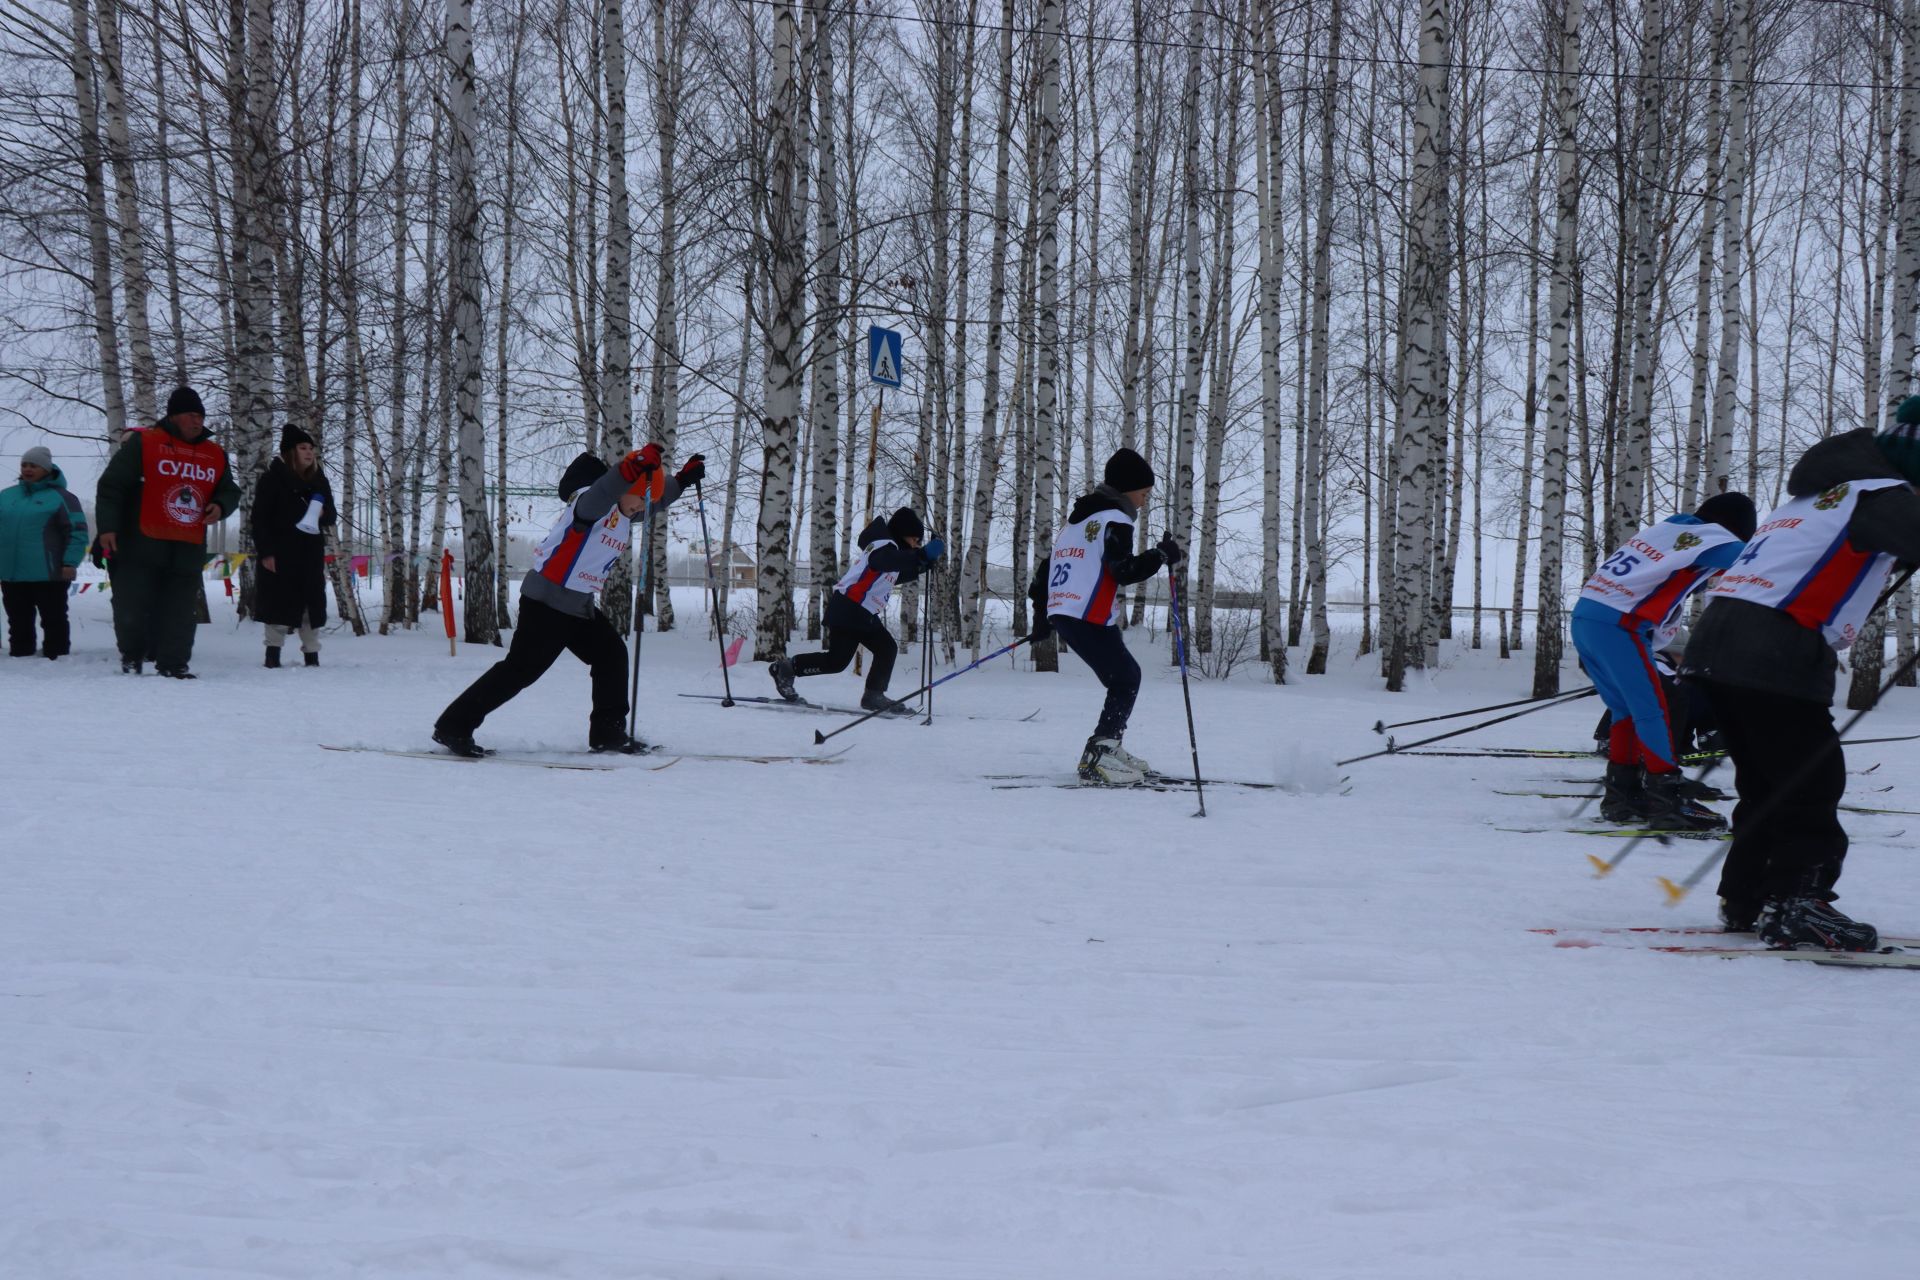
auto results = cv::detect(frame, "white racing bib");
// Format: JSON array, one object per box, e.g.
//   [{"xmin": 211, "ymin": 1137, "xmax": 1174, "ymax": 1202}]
[
  {"xmin": 836, "ymin": 539, "xmax": 901, "ymax": 616},
  {"xmin": 1046, "ymin": 506, "xmax": 1135, "ymax": 626},
  {"xmin": 1707, "ymin": 478, "xmax": 1906, "ymax": 649},
  {"xmin": 1578, "ymin": 518, "xmax": 1742, "ymax": 627},
  {"xmin": 532, "ymin": 500, "xmax": 633, "ymax": 595}
]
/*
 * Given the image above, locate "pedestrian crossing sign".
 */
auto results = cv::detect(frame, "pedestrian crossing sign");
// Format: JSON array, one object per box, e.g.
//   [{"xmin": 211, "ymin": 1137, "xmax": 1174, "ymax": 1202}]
[{"xmin": 868, "ymin": 326, "xmax": 903, "ymax": 388}]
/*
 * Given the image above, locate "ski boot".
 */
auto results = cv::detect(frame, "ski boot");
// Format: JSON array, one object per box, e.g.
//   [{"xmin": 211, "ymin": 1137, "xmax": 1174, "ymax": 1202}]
[
  {"xmin": 1641, "ymin": 770, "xmax": 1726, "ymax": 831},
  {"xmin": 589, "ymin": 730, "xmax": 652, "ymax": 755},
  {"xmin": 432, "ymin": 725, "xmax": 489, "ymax": 758},
  {"xmin": 1104, "ymin": 739, "xmax": 1152, "ymax": 778},
  {"xmin": 860, "ymin": 690, "xmax": 915, "ymax": 717},
  {"xmin": 1599, "ymin": 763, "xmax": 1646, "ymax": 824},
  {"xmin": 1757, "ymin": 896, "xmax": 1879, "ymax": 952},
  {"xmin": 1677, "ymin": 775, "xmax": 1728, "ymax": 803},
  {"xmin": 1077, "ymin": 736, "xmax": 1146, "ymax": 786},
  {"xmin": 1717, "ymin": 896, "xmax": 1761, "ymax": 933},
  {"xmin": 768, "ymin": 657, "xmax": 801, "ymax": 703}
]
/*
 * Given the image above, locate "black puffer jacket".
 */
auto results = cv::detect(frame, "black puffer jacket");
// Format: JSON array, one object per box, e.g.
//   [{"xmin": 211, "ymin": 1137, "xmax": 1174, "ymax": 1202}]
[
  {"xmin": 251, "ymin": 457, "xmax": 337, "ymax": 629},
  {"xmin": 1682, "ymin": 430, "xmax": 1920, "ymax": 703}
]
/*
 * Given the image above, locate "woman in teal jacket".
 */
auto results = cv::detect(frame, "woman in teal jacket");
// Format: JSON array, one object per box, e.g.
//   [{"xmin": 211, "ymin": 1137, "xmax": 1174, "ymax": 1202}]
[{"xmin": 0, "ymin": 445, "xmax": 88, "ymax": 658}]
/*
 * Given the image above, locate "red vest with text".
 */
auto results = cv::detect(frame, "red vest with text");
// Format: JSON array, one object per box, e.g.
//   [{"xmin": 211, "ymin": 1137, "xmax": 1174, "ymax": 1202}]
[{"xmin": 137, "ymin": 430, "xmax": 227, "ymax": 542}]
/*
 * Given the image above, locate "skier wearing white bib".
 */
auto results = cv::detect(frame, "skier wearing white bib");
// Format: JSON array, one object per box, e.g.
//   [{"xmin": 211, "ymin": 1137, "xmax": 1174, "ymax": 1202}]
[
  {"xmin": 1683, "ymin": 406, "xmax": 1920, "ymax": 950},
  {"xmin": 1570, "ymin": 493, "xmax": 1754, "ymax": 830},
  {"xmin": 433, "ymin": 444, "xmax": 702, "ymax": 758},
  {"xmin": 1027, "ymin": 448, "xmax": 1182, "ymax": 785},
  {"xmin": 769, "ymin": 507, "xmax": 943, "ymax": 715}
]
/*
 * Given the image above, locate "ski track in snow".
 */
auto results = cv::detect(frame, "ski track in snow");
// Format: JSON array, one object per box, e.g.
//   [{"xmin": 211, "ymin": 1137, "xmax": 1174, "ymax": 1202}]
[{"xmin": 5, "ymin": 589, "xmax": 1920, "ymax": 1277}]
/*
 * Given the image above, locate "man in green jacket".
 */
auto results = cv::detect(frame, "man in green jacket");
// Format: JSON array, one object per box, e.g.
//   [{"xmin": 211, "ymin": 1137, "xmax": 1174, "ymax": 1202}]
[
  {"xmin": 94, "ymin": 387, "xmax": 241, "ymax": 677},
  {"xmin": 0, "ymin": 445, "xmax": 88, "ymax": 658}
]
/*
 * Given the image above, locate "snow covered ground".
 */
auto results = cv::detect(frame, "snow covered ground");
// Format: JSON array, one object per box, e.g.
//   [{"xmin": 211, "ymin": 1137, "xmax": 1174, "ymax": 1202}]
[{"xmin": 6, "ymin": 587, "xmax": 1920, "ymax": 1278}]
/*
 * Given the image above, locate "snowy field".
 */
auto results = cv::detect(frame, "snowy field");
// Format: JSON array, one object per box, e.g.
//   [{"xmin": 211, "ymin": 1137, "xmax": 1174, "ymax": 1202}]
[{"xmin": 6, "ymin": 586, "xmax": 1920, "ymax": 1279}]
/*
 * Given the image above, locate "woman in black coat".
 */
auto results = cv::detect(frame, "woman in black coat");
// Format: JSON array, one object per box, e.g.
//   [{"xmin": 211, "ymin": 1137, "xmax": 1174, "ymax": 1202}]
[{"xmin": 252, "ymin": 424, "xmax": 337, "ymax": 667}]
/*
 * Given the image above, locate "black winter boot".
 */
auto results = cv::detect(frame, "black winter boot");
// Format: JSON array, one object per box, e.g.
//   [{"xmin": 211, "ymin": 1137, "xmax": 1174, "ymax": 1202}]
[
  {"xmin": 1757, "ymin": 896, "xmax": 1879, "ymax": 952},
  {"xmin": 304, "ymin": 651, "xmax": 320, "ymax": 667},
  {"xmin": 861, "ymin": 690, "xmax": 915, "ymax": 717},
  {"xmin": 1641, "ymin": 771, "xmax": 1726, "ymax": 831},
  {"xmin": 589, "ymin": 730, "xmax": 652, "ymax": 755},
  {"xmin": 264, "ymin": 647, "xmax": 282, "ymax": 669},
  {"xmin": 1599, "ymin": 763, "xmax": 1646, "ymax": 824},
  {"xmin": 432, "ymin": 725, "xmax": 488, "ymax": 758}
]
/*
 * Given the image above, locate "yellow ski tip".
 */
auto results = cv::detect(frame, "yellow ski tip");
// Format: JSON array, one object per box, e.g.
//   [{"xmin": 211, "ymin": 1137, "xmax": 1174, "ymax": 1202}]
[
  {"xmin": 1587, "ymin": 854, "xmax": 1613, "ymax": 878},
  {"xmin": 1657, "ymin": 877, "xmax": 1688, "ymax": 906}
]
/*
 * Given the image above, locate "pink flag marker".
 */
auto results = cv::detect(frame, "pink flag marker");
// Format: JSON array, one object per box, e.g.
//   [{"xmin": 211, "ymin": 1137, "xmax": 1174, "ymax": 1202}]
[{"xmin": 722, "ymin": 636, "xmax": 744, "ymax": 668}]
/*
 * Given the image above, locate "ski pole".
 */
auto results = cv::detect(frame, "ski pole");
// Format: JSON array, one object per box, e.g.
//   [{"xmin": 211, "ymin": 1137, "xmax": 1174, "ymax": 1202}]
[
  {"xmin": 1649, "ymin": 642, "xmax": 1920, "ymax": 904},
  {"xmin": 692, "ymin": 477, "xmax": 734, "ymax": 706},
  {"xmin": 627, "ymin": 492, "xmax": 654, "ymax": 741},
  {"xmin": 922, "ymin": 559, "xmax": 936, "ymax": 726},
  {"xmin": 815, "ymin": 635, "xmax": 1029, "ymax": 744},
  {"xmin": 1373, "ymin": 685, "xmax": 1595, "ymax": 734},
  {"xmin": 1336, "ymin": 687, "xmax": 1599, "ymax": 767},
  {"xmin": 1166, "ymin": 556, "xmax": 1206, "ymax": 818}
]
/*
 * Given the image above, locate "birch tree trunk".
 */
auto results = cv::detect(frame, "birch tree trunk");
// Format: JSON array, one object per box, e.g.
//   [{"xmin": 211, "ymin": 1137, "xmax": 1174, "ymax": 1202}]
[
  {"xmin": 1614, "ymin": 0, "xmax": 1665, "ymax": 539},
  {"xmin": 1030, "ymin": 0, "xmax": 1063, "ymax": 673},
  {"xmin": 447, "ymin": 0, "xmax": 494, "ymax": 643},
  {"xmin": 1886, "ymin": 0, "xmax": 1920, "ymax": 407},
  {"xmin": 1302, "ymin": 0, "xmax": 1340, "ymax": 675},
  {"xmin": 1255, "ymin": 0, "xmax": 1287, "ymax": 681},
  {"xmin": 601, "ymin": 0, "xmax": 636, "ymax": 633},
  {"xmin": 1707, "ymin": 0, "xmax": 1752, "ymax": 493},
  {"xmin": 1388, "ymin": 0, "xmax": 1450, "ymax": 692},
  {"xmin": 647, "ymin": 0, "xmax": 684, "ymax": 632},
  {"xmin": 1171, "ymin": 0, "xmax": 1204, "ymax": 660},
  {"xmin": 806, "ymin": 0, "xmax": 842, "ymax": 643},
  {"xmin": 1510, "ymin": 108, "xmax": 1548, "ymax": 652},
  {"xmin": 95, "ymin": 0, "xmax": 157, "ymax": 425},
  {"xmin": 959, "ymin": 0, "xmax": 1016, "ymax": 652},
  {"xmin": 1681, "ymin": 0, "xmax": 1725, "ymax": 510},
  {"xmin": 1533, "ymin": 0, "xmax": 1585, "ymax": 699},
  {"xmin": 66, "ymin": 0, "xmax": 128, "ymax": 441},
  {"xmin": 755, "ymin": 1, "xmax": 806, "ymax": 660}
]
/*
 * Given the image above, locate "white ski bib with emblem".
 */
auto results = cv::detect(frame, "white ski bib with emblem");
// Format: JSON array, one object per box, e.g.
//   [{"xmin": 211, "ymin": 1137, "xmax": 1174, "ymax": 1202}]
[
  {"xmin": 1046, "ymin": 506, "xmax": 1135, "ymax": 625},
  {"xmin": 1708, "ymin": 477, "xmax": 1905, "ymax": 649},
  {"xmin": 1578, "ymin": 519, "xmax": 1741, "ymax": 619},
  {"xmin": 531, "ymin": 501, "xmax": 634, "ymax": 595},
  {"xmin": 835, "ymin": 539, "xmax": 900, "ymax": 616}
]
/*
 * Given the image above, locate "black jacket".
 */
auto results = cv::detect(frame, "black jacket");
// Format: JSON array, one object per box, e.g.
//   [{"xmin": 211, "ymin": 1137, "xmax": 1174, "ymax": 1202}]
[
  {"xmin": 1682, "ymin": 430, "xmax": 1920, "ymax": 704},
  {"xmin": 844, "ymin": 515, "xmax": 932, "ymax": 585},
  {"xmin": 1028, "ymin": 486, "xmax": 1167, "ymax": 621},
  {"xmin": 250, "ymin": 457, "xmax": 337, "ymax": 629}
]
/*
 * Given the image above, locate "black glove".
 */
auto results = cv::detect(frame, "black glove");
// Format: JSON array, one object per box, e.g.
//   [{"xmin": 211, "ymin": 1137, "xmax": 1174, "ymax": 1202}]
[
  {"xmin": 674, "ymin": 453, "xmax": 706, "ymax": 488},
  {"xmin": 1028, "ymin": 614, "xmax": 1053, "ymax": 644},
  {"xmin": 1157, "ymin": 533, "xmax": 1185, "ymax": 566}
]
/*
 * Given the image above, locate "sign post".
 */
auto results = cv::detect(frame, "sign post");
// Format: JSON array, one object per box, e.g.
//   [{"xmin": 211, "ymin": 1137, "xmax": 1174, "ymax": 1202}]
[{"xmin": 858, "ymin": 326, "xmax": 905, "ymax": 675}]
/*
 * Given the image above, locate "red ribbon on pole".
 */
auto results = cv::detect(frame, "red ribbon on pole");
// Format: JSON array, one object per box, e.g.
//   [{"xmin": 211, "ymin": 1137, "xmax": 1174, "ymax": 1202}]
[{"xmin": 440, "ymin": 549, "xmax": 456, "ymax": 655}]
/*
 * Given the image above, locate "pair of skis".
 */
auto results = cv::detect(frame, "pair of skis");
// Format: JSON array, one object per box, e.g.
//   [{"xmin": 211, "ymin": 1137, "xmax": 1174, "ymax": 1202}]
[
  {"xmin": 678, "ymin": 692, "xmax": 1041, "ymax": 723},
  {"xmin": 1531, "ymin": 926, "xmax": 1920, "ymax": 970},
  {"xmin": 319, "ymin": 743, "xmax": 850, "ymax": 771}
]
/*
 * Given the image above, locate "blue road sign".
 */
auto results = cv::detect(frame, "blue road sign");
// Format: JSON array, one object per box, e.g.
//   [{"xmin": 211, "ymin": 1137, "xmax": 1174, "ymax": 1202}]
[{"xmin": 868, "ymin": 325, "xmax": 904, "ymax": 388}]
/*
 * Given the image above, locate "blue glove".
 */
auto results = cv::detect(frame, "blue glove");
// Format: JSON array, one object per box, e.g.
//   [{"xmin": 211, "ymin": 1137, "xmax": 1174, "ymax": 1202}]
[{"xmin": 922, "ymin": 537, "xmax": 946, "ymax": 564}]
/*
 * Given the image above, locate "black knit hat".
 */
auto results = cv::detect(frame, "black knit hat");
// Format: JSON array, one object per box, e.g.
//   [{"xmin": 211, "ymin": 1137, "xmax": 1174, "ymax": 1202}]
[
  {"xmin": 279, "ymin": 424, "xmax": 314, "ymax": 454},
  {"xmin": 887, "ymin": 506, "xmax": 925, "ymax": 543},
  {"xmin": 166, "ymin": 386, "xmax": 205, "ymax": 418},
  {"xmin": 1103, "ymin": 447, "xmax": 1154, "ymax": 492},
  {"xmin": 1694, "ymin": 491, "xmax": 1758, "ymax": 543},
  {"xmin": 557, "ymin": 450, "xmax": 609, "ymax": 501}
]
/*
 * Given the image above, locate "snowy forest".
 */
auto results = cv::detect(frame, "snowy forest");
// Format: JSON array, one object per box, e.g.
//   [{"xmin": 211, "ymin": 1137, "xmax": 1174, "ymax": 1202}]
[{"xmin": 0, "ymin": 0, "xmax": 1912, "ymax": 696}]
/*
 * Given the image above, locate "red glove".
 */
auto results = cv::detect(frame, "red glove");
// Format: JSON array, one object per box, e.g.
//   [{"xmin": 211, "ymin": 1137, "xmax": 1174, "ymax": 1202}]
[
  {"xmin": 618, "ymin": 443, "xmax": 663, "ymax": 484},
  {"xmin": 675, "ymin": 454, "xmax": 706, "ymax": 488}
]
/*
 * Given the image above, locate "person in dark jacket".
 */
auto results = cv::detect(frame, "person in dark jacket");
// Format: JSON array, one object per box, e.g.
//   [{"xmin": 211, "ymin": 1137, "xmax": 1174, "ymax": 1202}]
[
  {"xmin": 433, "ymin": 444, "xmax": 701, "ymax": 757},
  {"xmin": 252, "ymin": 424, "xmax": 338, "ymax": 668},
  {"xmin": 0, "ymin": 445, "xmax": 88, "ymax": 658},
  {"xmin": 94, "ymin": 387, "xmax": 241, "ymax": 677},
  {"xmin": 768, "ymin": 506, "xmax": 943, "ymax": 715},
  {"xmin": 1026, "ymin": 447, "xmax": 1181, "ymax": 785},
  {"xmin": 1681, "ymin": 405, "xmax": 1920, "ymax": 950}
]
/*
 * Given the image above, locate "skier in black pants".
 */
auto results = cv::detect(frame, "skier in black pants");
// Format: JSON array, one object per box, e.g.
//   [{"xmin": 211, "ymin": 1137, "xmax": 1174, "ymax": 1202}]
[
  {"xmin": 1027, "ymin": 447, "xmax": 1180, "ymax": 785},
  {"xmin": 1682, "ymin": 403, "xmax": 1920, "ymax": 949},
  {"xmin": 433, "ymin": 444, "xmax": 702, "ymax": 757},
  {"xmin": 769, "ymin": 506, "xmax": 942, "ymax": 715}
]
